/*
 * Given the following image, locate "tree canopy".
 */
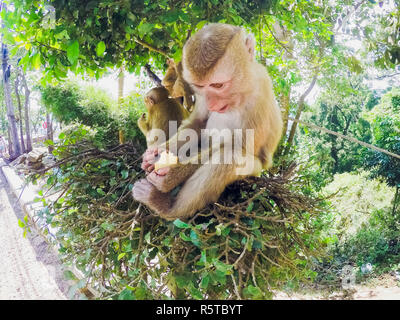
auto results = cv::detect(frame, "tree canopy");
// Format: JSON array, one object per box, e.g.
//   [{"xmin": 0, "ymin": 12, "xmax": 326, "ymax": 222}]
[{"xmin": 1, "ymin": 0, "xmax": 400, "ymax": 301}]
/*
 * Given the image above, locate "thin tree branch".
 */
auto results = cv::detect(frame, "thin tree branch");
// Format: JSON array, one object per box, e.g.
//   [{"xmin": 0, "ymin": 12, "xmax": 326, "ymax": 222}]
[
  {"xmin": 264, "ymin": 19, "xmax": 293, "ymax": 56},
  {"xmin": 134, "ymin": 37, "xmax": 170, "ymax": 58},
  {"xmin": 143, "ymin": 64, "xmax": 163, "ymax": 87},
  {"xmin": 284, "ymin": 73, "xmax": 318, "ymax": 156}
]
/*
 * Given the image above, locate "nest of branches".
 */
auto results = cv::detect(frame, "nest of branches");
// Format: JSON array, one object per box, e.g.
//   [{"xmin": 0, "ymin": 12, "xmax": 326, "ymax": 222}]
[{"xmin": 30, "ymin": 136, "xmax": 328, "ymax": 300}]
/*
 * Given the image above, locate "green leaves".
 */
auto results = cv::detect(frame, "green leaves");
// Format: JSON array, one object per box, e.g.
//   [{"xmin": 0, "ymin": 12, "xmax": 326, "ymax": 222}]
[
  {"xmin": 3, "ymin": 0, "xmax": 277, "ymax": 83},
  {"xmin": 96, "ymin": 41, "xmax": 106, "ymax": 57},
  {"xmin": 17, "ymin": 215, "xmax": 30, "ymax": 238},
  {"xmin": 67, "ymin": 40, "xmax": 80, "ymax": 64},
  {"xmin": 173, "ymin": 219, "xmax": 189, "ymax": 229},
  {"xmin": 213, "ymin": 259, "xmax": 233, "ymax": 274},
  {"xmin": 174, "ymin": 219, "xmax": 202, "ymax": 247},
  {"xmin": 101, "ymin": 222, "xmax": 115, "ymax": 231},
  {"xmin": 118, "ymin": 288, "xmax": 136, "ymax": 300},
  {"xmin": 137, "ymin": 22, "xmax": 155, "ymax": 38},
  {"xmin": 243, "ymin": 284, "xmax": 263, "ymax": 299},
  {"xmin": 31, "ymin": 53, "xmax": 41, "ymax": 70},
  {"xmin": 121, "ymin": 170, "xmax": 129, "ymax": 179}
]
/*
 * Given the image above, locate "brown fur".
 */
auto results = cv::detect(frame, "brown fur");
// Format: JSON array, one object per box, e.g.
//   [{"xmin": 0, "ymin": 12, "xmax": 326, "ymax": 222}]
[
  {"xmin": 138, "ymin": 87, "xmax": 189, "ymax": 148},
  {"xmin": 133, "ymin": 23, "xmax": 283, "ymax": 220},
  {"xmin": 183, "ymin": 24, "xmax": 240, "ymax": 80},
  {"xmin": 162, "ymin": 59, "xmax": 195, "ymax": 112}
]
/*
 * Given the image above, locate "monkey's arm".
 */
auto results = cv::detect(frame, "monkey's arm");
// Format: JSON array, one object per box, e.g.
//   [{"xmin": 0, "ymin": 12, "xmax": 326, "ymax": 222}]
[
  {"xmin": 146, "ymin": 146, "xmax": 211, "ymax": 193},
  {"xmin": 141, "ymin": 101, "xmax": 208, "ymax": 173},
  {"xmin": 147, "ymin": 161, "xmax": 200, "ymax": 193},
  {"xmin": 133, "ymin": 162, "xmax": 239, "ymax": 221},
  {"xmin": 134, "ymin": 145, "xmax": 262, "ymax": 219}
]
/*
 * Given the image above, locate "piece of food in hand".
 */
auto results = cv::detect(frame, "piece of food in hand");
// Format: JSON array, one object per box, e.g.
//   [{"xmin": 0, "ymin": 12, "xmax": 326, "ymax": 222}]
[{"xmin": 154, "ymin": 151, "xmax": 178, "ymax": 170}]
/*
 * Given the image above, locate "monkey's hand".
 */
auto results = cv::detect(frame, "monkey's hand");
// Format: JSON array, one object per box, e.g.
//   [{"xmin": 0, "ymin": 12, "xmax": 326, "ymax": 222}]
[
  {"xmin": 146, "ymin": 161, "xmax": 200, "ymax": 193},
  {"xmin": 141, "ymin": 148, "xmax": 161, "ymax": 173}
]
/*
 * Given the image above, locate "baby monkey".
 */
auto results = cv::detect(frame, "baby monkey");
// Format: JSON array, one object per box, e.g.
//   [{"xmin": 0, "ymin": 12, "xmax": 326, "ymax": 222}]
[
  {"xmin": 162, "ymin": 59, "xmax": 195, "ymax": 112},
  {"xmin": 138, "ymin": 86, "xmax": 189, "ymax": 148}
]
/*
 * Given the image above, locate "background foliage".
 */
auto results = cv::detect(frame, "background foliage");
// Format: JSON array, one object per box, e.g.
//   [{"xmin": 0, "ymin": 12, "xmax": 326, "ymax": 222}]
[{"xmin": 1, "ymin": 0, "xmax": 399, "ymax": 299}]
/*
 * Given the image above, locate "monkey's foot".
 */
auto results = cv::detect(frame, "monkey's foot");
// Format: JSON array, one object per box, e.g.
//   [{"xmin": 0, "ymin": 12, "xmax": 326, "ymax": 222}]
[
  {"xmin": 132, "ymin": 178, "xmax": 172, "ymax": 216},
  {"xmin": 132, "ymin": 178, "xmax": 154, "ymax": 203}
]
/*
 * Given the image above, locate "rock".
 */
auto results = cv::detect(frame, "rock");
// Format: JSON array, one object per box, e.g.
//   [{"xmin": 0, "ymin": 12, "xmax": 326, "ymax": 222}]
[
  {"xmin": 42, "ymin": 155, "xmax": 56, "ymax": 168},
  {"xmin": 19, "ymin": 155, "xmax": 27, "ymax": 164},
  {"xmin": 27, "ymin": 161, "xmax": 44, "ymax": 170},
  {"xmin": 27, "ymin": 149, "xmax": 46, "ymax": 163},
  {"xmin": 9, "ymin": 154, "xmax": 27, "ymax": 167}
]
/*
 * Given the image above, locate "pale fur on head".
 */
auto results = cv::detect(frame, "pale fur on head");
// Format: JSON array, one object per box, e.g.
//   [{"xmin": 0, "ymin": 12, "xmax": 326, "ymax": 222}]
[{"xmin": 182, "ymin": 23, "xmax": 256, "ymax": 86}]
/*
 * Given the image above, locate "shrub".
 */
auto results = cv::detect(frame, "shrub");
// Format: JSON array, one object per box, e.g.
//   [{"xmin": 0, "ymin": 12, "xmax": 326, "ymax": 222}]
[
  {"xmin": 29, "ymin": 129, "xmax": 329, "ymax": 300},
  {"xmin": 323, "ymin": 171, "xmax": 395, "ymax": 240},
  {"xmin": 40, "ymin": 81, "xmax": 146, "ymax": 149}
]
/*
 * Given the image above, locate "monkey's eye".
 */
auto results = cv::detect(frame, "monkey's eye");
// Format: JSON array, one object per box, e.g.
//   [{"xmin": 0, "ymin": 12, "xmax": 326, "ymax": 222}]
[
  {"xmin": 193, "ymin": 84, "xmax": 204, "ymax": 89},
  {"xmin": 210, "ymin": 83, "xmax": 224, "ymax": 89}
]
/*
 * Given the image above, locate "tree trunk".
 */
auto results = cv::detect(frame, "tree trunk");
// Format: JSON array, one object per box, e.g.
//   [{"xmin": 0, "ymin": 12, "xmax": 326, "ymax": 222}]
[
  {"xmin": 118, "ymin": 66, "xmax": 125, "ymax": 144},
  {"xmin": 1, "ymin": 42, "xmax": 21, "ymax": 160},
  {"xmin": 46, "ymin": 112, "xmax": 53, "ymax": 153},
  {"xmin": 7, "ymin": 125, "xmax": 12, "ymax": 156},
  {"xmin": 14, "ymin": 72, "xmax": 26, "ymax": 153},
  {"xmin": 275, "ymin": 89, "xmax": 291, "ymax": 158},
  {"xmin": 280, "ymin": 89, "xmax": 291, "ymax": 137},
  {"xmin": 283, "ymin": 74, "xmax": 318, "ymax": 156},
  {"xmin": 20, "ymin": 68, "xmax": 32, "ymax": 152},
  {"xmin": 392, "ymin": 185, "xmax": 399, "ymax": 217}
]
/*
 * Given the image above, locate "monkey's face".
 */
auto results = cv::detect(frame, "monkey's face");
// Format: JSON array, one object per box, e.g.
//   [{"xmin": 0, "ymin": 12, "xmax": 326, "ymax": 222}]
[
  {"xmin": 191, "ymin": 77, "xmax": 236, "ymax": 113},
  {"xmin": 188, "ymin": 56, "xmax": 244, "ymax": 114},
  {"xmin": 182, "ymin": 25, "xmax": 253, "ymax": 114}
]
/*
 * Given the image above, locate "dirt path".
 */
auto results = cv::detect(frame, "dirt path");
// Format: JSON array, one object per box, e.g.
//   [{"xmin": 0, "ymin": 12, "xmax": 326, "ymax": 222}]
[
  {"xmin": 0, "ymin": 166, "xmax": 73, "ymax": 299},
  {"xmin": 275, "ymin": 274, "xmax": 400, "ymax": 300}
]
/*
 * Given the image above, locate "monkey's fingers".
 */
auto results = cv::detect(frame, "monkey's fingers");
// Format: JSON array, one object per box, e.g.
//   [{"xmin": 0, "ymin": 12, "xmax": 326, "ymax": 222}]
[
  {"xmin": 143, "ymin": 148, "xmax": 160, "ymax": 161},
  {"xmin": 141, "ymin": 149, "xmax": 160, "ymax": 171},
  {"xmin": 146, "ymin": 170, "xmax": 172, "ymax": 193},
  {"xmin": 155, "ymin": 166, "xmax": 170, "ymax": 176},
  {"xmin": 146, "ymin": 164, "xmax": 155, "ymax": 173}
]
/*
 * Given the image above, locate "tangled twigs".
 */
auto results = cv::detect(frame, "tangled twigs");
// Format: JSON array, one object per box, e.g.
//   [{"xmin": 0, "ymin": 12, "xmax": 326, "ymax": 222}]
[
  {"xmin": 31, "ymin": 142, "xmax": 141, "ymax": 175},
  {"xmin": 32, "ymin": 136, "xmax": 327, "ymax": 299}
]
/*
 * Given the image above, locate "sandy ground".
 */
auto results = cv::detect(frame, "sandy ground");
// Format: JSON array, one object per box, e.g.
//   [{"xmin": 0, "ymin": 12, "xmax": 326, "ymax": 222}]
[
  {"xmin": 275, "ymin": 273, "xmax": 400, "ymax": 300},
  {"xmin": 0, "ymin": 167, "xmax": 72, "ymax": 300}
]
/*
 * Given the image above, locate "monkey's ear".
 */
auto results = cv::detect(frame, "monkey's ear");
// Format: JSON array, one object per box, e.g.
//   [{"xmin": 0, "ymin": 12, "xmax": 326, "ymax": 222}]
[
  {"xmin": 148, "ymin": 96, "xmax": 155, "ymax": 106},
  {"xmin": 166, "ymin": 58, "xmax": 176, "ymax": 67},
  {"xmin": 144, "ymin": 96, "xmax": 154, "ymax": 109},
  {"xmin": 245, "ymin": 34, "xmax": 255, "ymax": 60}
]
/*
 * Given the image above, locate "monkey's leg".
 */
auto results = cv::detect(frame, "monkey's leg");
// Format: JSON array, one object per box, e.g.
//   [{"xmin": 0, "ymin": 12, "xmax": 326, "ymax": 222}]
[
  {"xmin": 146, "ymin": 162, "xmax": 200, "ymax": 193},
  {"xmin": 158, "ymin": 163, "xmax": 239, "ymax": 221},
  {"xmin": 132, "ymin": 179, "xmax": 172, "ymax": 215},
  {"xmin": 146, "ymin": 146, "xmax": 211, "ymax": 193}
]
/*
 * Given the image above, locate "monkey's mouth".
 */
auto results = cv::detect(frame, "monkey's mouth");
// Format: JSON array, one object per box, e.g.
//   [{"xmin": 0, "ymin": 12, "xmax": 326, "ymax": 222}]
[{"xmin": 217, "ymin": 104, "xmax": 229, "ymax": 113}]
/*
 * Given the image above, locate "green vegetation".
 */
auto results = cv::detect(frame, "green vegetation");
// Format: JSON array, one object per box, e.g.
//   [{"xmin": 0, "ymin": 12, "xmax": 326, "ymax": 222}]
[{"xmin": 1, "ymin": 0, "xmax": 399, "ymax": 299}]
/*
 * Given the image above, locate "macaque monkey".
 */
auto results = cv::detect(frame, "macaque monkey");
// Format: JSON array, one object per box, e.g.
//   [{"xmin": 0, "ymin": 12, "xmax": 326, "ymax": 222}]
[
  {"xmin": 133, "ymin": 23, "xmax": 283, "ymax": 220},
  {"xmin": 162, "ymin": 59, "xmax": 195, "ymax": 112},
  {"xmin": 138, "ymin": 87, "xmax": 189, "ymax": 148}
]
